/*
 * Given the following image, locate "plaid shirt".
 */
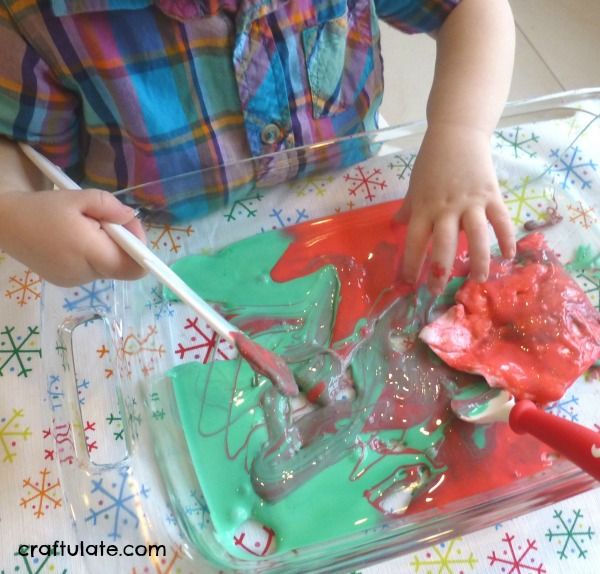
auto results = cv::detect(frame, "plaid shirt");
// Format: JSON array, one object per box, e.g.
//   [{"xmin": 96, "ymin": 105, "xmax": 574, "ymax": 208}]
[{"xmin": 0, "ymin": 0, "xmax": 459, "ymax": 210}]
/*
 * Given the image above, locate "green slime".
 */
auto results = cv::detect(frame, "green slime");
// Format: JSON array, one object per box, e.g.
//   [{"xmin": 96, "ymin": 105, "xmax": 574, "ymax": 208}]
[{"xmin": 162, "ymin": 229, "xmax": 456, "ymax": 561}]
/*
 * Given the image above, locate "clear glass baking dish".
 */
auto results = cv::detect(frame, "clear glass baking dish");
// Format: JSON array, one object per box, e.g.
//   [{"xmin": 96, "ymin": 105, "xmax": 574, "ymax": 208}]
[{"xmin": 40, "ymin": 88, "xmax": 600, "ymax": 573}]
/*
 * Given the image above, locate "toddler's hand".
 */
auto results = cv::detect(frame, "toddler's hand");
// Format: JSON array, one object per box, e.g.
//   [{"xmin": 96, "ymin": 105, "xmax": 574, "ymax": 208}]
[
  {"xmin": 0, "ymin": 188, "xmax": 146, "ymax": 286},
  {"xmin": 396, "ymin": 124, "xmax": 515, "ymax": 294}
]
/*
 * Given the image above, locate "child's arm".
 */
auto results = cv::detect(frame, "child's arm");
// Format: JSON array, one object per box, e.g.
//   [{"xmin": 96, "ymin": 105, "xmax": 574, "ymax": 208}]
[
  {"xmin": 397, "ymin": 0, "xmax": 516, "ymax": 294},
  {"xmin": 0, "ymin": 137, "xmax": 146, "ymax": 286}
]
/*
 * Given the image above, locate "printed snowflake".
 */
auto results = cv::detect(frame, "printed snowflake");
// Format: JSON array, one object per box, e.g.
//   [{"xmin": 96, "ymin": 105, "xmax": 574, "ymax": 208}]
[
  {"xmin": 183, "ymin": 489, "xmax": 212, "ymax": 530},
  {"xmin": 567, "ymin": 201, "xmax": 597, "ymax": 229},
  {"xmin": 388, "ymin": 153, "xmax": 416, "ymax": 180},
  {"xmin": 4, "ymin": 269, "xmax": 42, "ymax": 306},
  {"xmin": 292, "ymin": 174, "xmax": 333, "ymax": 196},
  {"xmin": 550, "ymin": 146, "xmax": 597, "ymax": 190},
  {"xmin": 545, "ymin": 509, "xmax": 595, "ymax": 559},
  {"xmin": 501, "ymin": 177, "xmax": 555, "ymax": 227},
  {"xmin": 45, "ymin": 374, "xmax": 89, "ymax": 408},
  {"xmin": 566, "ymin": 245, "xmax": 600, "ymax": 309},
  {"xmin": 124, "ymin": 396, "xmax": 144, "ymax": 440},
  {"xmin": 0, "ymin": 325, "xmax": 42, "ymax": 378},
  {"xmin": 106, "ymin": 412, "xmax": 125, "ymax": 441},
  {"xmin": 224, "ymin": 193, "xmax": 263, "ymax": 222},
  {"xmin": 41, "ymin": 423, "xmax": 76, "ymax": 466},
  {"xmin": 54, "ymin": 332, "xmax": 69, "ymax": 372},
  {"xmin": 79, "ymin": 420, "xmax": 98, "ymax": 454},
  {"xmin": 494, "ymin": 127, "xmax": 540, "ymax": 158},
  {"xmin": 344, "ymin": 165, "xmax": 387, "ymax": 202},
  {"xmin": 262, "ymin": 207, "xmax": 310, "ymax": 230},
  {"xmin": 146, "ymin": 222, "xmax": 194, "ymax": 253},
  {"xmin": 74, "ymin": 421, "xmax": 98, "ymax": 453},
  {"xmin": 577, "ymin": 272, "xmax": 600, "ymax": 310},
  {"xmin": 145, "ymin": 286, "xmax": 175, "ymax": 320},
  {"xmin": 97, "ymin": 344, "xmax": 110, "ymax": 358},
  {"xmin": 147, "ymin": 391, "xmax": 166, "ymax": 421},
  {"xmin": 545, "ymin": 394, "xmax": 579, "ymax": 422},
  {"xmin": 0, "ymin": 408, "xmax": 31, "ymax": 463},
  {"xmin": 20, "ymin": 467, "xmax": 62, "ymax": 518},
  {"xmin": 118, "ymin": 325, "xmax": 166, "ymax": 378},
  {"xmin": 46, "ymin": 374, "xmax": 67, "ymax": 412},
  {"xmin": 62, "ymin": 279, "xmax": 112, "ymax": 312},
  {"xmin": 165, "ymin": 507, "xmax": 178, "ymax": 526},
  {"xmin": 130, "ymin": 545, "xmax": 185, "ymax": 574},
  {"xmin": 85, "ymin": 466, "xmax": 150, "ymax": 540},
  {"xmin": 76, "ymin": 378, "xmax": 91, "ymax": 405},
  {"xmin": 43, "ymin": 420, "xmax": 97, "ymax": 460},
  {"xmin": 2, "ymin": 552, "xmax": 68, "ymax": 574},
  {"xmin": 488, "ymin": 533, "xmax": 546, "ymax": 573},
  {"xmin": 410, "ymin": 537, "xmax": 477, "ymax": 573},
  {"xmin": 175, "ymin": 317, "xmax": 235, "ymax": 364}
]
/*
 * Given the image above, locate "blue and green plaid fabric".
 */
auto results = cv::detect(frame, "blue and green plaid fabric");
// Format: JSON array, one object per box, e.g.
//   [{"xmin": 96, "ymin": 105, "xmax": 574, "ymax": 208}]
[{"xmin": 0, "ymin": 0, "xmax": 459, "ymax": 205}]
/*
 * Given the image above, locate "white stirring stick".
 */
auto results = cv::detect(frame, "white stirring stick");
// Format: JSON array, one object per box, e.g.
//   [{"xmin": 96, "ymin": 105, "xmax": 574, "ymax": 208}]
[{"xmin": 19, "ymin": 143, "xmax": 298, "ymax": 396}]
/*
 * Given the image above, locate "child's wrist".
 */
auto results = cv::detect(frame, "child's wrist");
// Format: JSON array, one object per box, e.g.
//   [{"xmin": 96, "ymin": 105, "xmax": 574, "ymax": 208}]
[{"xmin": 425, "ymin": 120, "xmax": 492, "ymax": 139}]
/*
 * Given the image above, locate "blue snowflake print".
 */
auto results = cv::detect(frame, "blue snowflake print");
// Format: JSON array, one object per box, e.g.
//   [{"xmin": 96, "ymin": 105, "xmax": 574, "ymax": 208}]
[
  {"xmin": 550, "ymin": 146, "xmax": 597, "ymax": 190},
  {"xmin": 62, "ymin": 280, "xmax": 112, "ymax": 312},
  {"xmin": 85, "ymin": 466, "xmax": 150, "ymax": 540},
  {"xmin": 145, "ymin": 286, "xmax": 175, "ymax": 320},
  {"xmin": 545, "ymin": 394, "xmax": 579, "ymax": 422},
  {"xmin": 261, "ymin": 207, "xmax": 309, "ymax": 231}
]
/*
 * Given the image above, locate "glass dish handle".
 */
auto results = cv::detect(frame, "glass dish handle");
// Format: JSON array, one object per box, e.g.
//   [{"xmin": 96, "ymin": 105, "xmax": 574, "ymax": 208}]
[{"xmin": 56, "ymin": 312, "xmax": 129, "ymax": 469}]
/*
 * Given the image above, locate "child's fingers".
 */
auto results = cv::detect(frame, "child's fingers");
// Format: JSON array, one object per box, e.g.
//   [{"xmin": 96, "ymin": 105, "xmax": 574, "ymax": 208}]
[
  {"xmin": 123, "ymin": 216, "xmax": 147, "ymax": 242},
  {"xmin": 462, "ymin": 208, "xmax": 490, "ymax": 282},
  {"xmin": 393, "ymin": 196, "xmax": 412, "ymax": 224},
  {"xmin": 428, "ymin": 216, "xmax": 458, "ymax": 294},
  {"xmin": 402, "ymin": 215, "xmax": 432, "ymax": 283},
  {"xmin": 75, "ymin": 189, "xmax": 147, "ymax": 279},
  {"xmin": 77, "ymin": 189, "xmax": 138, "ymax": 224},
  {"xmin": 487, "ymin": 201, "xmax": 516, "ymax": 259},
  {"xmin": 86, "ymin": 232, "xmax": 147, "ymax": 281}
]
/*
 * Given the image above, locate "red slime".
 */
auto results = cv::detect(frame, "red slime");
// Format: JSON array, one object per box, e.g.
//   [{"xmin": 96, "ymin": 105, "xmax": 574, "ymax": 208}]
[
  {"xmin": 269, "ymin": 202, "xmax": 558, "ymax": 510},
  {"xmin": 420, "ymin": 233, "xmax": 600, "ymax": 404}
]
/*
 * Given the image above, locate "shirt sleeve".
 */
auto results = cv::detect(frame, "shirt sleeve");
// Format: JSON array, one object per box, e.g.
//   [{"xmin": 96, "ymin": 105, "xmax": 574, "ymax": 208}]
[
  {"xmin": 0, "ymin": 2, "xmax": 81, "ymax": 169},
  {"xmin": 374, "ymin": 0, "xmax": 461, "ymax": 34}
]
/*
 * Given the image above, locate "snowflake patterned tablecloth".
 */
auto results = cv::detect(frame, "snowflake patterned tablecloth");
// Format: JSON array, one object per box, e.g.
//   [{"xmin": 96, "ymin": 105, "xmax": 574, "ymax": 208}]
[{"xmin": 1, "ymin": 93, "xmax": 600, "ymax": 574}]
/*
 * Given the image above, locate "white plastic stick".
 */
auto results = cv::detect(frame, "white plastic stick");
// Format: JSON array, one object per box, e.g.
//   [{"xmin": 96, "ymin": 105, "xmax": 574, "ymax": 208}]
[{"xmin": 19, "ymin": 143, "xmax": 239, "ymax": 343}]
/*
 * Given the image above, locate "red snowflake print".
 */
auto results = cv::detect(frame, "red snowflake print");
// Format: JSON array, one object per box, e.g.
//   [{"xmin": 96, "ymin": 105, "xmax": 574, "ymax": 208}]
[
  {"xmin": 175, "ymin": 317, "xmax": 234, "ymax": 363},
  {"xmin": 488, "ymin": 532, "xmax": 546, "ymax": 573},
  {"xmin": 344, "ymin": 166, "xmax": 387, "ymax": 202}
]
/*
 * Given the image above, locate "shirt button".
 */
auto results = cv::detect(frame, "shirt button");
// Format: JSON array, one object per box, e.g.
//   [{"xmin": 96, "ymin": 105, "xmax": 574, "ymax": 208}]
[{"xmin": 261, "ymin": 123, "xmax": 282, "ymax": 145}]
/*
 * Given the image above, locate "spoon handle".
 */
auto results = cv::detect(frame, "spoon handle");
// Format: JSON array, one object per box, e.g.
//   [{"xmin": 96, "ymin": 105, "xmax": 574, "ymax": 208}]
[
  {"xmin": 509, "ymin": 400, "xmax": 600, "ymax": 481},
  {"xmin": 18, "ymin": 142, "xmax": 240, "ymax": 342}
]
